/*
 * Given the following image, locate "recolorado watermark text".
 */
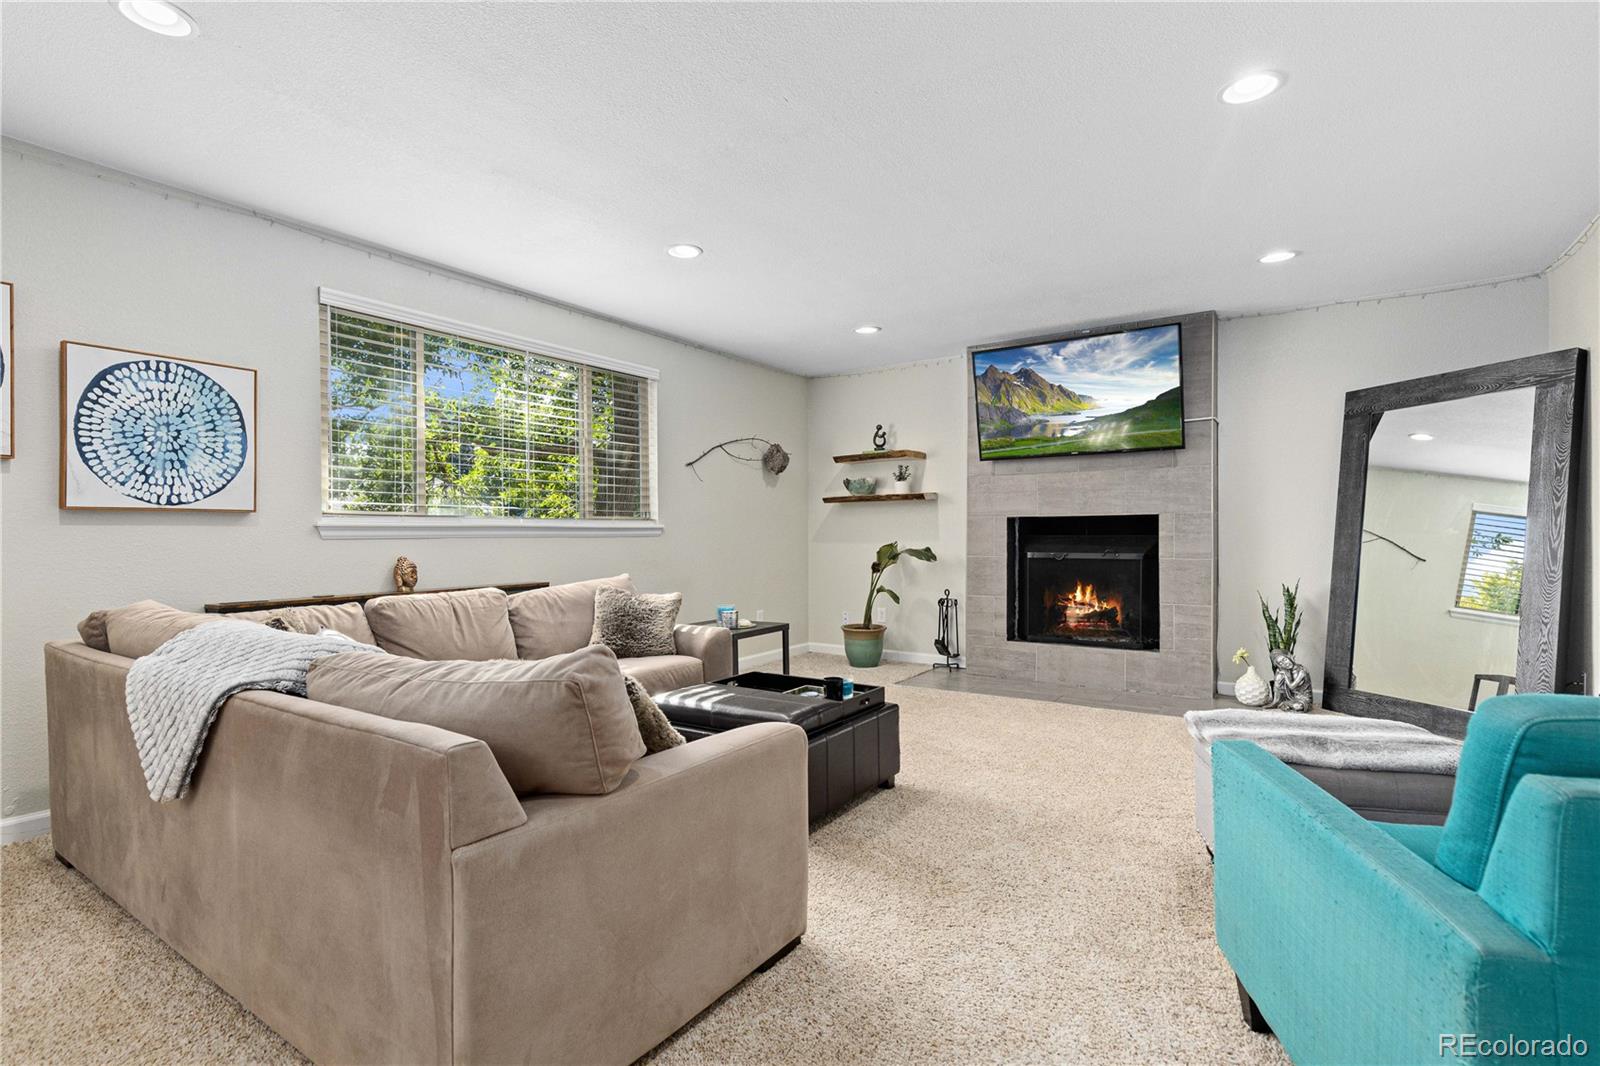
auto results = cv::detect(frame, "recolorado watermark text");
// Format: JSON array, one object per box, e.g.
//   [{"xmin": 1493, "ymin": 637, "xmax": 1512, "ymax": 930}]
[{"xmin": 1440, "ymin": 1034, "xmax": 1589, "ymax": 1058}]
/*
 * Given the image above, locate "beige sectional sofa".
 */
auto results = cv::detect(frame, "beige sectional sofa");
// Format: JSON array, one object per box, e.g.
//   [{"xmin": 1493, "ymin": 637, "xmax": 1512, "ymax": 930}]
[{"xmin": 46, "ymin": 576, "xmax": 806, "ymax": 1064}]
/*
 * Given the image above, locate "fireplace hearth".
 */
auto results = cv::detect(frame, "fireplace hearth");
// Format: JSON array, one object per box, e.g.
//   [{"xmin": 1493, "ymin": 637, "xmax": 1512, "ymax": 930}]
[{"xmin": 1007, "ymin": 515, "xmax": 1160, "ymax": 650}]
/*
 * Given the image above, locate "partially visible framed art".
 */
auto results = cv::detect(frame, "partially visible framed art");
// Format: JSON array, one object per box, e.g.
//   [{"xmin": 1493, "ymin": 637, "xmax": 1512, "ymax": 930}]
[
  {"xmin": 60, "ymin": 341, "xmax": 257, "ymax": 512},
  {"xmin": 1, "ymin": 282, "xmax": 13, "ymax": 459}
]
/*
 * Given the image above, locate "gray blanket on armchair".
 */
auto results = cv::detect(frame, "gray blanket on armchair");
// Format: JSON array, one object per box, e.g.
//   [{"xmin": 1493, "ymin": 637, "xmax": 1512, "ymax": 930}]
[
  {"xmin": 1183, "ymin": 708, "xmax": 1462, "ymax": 774},
  {"xmin": 125, "ymin": 621, "xmax": 382, "ymax": 802}
]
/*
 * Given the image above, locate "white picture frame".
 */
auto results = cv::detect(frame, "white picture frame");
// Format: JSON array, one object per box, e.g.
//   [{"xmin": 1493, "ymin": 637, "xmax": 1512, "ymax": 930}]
[{"xmin": 60, "ymin": 340, "xmax": 258, "ymax": 512}]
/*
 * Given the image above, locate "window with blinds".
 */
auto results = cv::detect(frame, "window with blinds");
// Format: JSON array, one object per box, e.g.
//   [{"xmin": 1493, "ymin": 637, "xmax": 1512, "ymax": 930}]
[
  {"xmin": 322, "ymin": 303, "xmax": 655, "ymax": 522},
  {"xmin": 1455, "ymin": 509, "xmax": 1526, "ymax": 618}
]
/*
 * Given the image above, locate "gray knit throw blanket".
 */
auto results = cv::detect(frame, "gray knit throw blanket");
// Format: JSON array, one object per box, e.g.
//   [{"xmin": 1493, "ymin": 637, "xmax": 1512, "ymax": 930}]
[
  {"xmin": 125, "ymin": 621, "xmax": 382, "ymax": 802},
  {"xmin": 1184, "ymin": 708, "xmax": 1462, "ymax": 774}
]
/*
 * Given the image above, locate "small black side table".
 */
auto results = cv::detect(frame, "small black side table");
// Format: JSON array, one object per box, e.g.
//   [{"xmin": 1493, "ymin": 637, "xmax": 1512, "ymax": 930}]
[{"xmin": 690, "ymin": 619, "xmax": 790, "ymax": 674}]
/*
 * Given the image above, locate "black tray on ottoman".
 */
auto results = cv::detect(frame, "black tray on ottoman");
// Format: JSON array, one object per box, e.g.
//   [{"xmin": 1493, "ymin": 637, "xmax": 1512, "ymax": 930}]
[{"xmin": 655, "ymin": 671, "xmax": 899, "ymax": 821}]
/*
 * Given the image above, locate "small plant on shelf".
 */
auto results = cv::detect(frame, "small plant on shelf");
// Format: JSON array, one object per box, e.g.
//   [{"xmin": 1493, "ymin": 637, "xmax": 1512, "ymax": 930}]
[{"xmin": 891, "ymin": 464, "xmax": 914, "ymax": 493}]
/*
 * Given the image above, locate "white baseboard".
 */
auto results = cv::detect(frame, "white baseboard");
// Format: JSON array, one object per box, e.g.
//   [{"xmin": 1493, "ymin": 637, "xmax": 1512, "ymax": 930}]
[
  {"xmin": 1, "ymin": 809, "xmax": 50, "ymax": 844},
  {"xmin": 1215, "ymin": 680, "xmax": 1326, "ymax": 703},
  {"xmin": 737, "ymin": 643, "xmax": 956, "ymax": 669},
  {"xmin": 804, "ymin": 643, "xmax": 955, "ymax": 667}
]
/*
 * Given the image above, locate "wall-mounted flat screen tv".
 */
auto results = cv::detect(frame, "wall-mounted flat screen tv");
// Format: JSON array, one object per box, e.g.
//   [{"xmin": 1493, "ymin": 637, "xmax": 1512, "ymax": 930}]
[{"xmin": 972, "ymin": 322, "xmax": 1184, "ymax": 460}]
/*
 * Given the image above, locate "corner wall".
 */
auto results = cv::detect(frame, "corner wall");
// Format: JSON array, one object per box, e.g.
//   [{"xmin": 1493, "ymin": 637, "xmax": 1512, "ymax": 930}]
[
  {"xmin": 1547, "ymin": 228, "xmax": 1598, "ymax": 693},
  {"xmin": 1217, "ymin": 279, "xmax": 1550, "ymax": 690},
  {"xmin": 806, "ymin": 359, "xmax": 967, "ymax": 661},
  {"xmin": 0, "ymin": 146, "xmax": 811, "ymax": 821}
]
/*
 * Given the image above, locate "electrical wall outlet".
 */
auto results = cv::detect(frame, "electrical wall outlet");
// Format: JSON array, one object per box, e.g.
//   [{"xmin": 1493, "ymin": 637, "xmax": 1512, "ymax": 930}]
[
  {"xmin": 756, "ymin": 608, "xmax": 765, "ymax": 622},
  {"xmin": 841, "ymin": 609, "xmax": 851, "ymax": 624},
  {"xmin": 873, "ymin": 604, "xmax": 886, "ymax": 624}
]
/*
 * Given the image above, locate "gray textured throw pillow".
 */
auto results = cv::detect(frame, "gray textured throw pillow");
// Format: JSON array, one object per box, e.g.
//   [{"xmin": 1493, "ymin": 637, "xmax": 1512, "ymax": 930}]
[
  {"xmin": 590, "ymin": 586, "xmax": 682, "ymax": 658},
  {"xmin": 624, "ymin": 674, "xmax": 686, "ymax": 753}
]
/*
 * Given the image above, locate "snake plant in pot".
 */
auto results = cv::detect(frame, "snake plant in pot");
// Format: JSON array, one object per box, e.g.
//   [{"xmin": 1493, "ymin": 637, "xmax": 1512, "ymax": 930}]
[{"xmin": 843, "ymin": 541, "xmax": 937, "ymax": 667}]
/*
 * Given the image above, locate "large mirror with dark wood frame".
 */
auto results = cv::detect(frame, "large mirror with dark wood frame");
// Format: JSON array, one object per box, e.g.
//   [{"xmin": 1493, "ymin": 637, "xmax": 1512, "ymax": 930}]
[{"xmin": 1324, "ymin": 349, "xmax": 1585, "ymax": 737}]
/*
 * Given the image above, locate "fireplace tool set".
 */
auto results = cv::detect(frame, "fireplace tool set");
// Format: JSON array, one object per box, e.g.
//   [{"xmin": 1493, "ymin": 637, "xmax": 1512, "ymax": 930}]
[{"xmin": 933, "ymin": 589, "xmax": 962, "ymax": 670}]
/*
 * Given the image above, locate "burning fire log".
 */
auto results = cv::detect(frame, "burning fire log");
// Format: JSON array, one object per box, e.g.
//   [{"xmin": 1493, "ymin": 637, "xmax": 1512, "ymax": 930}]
[{"xmin": 1044, "ymin": 580, "xmax": 1123, "ymax": 632}]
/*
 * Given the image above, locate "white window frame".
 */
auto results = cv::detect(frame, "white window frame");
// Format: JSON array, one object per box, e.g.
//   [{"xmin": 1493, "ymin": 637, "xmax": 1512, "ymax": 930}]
[{"xmin": 315, "ymin": 288, "xmax": 662, "ymax": 540}]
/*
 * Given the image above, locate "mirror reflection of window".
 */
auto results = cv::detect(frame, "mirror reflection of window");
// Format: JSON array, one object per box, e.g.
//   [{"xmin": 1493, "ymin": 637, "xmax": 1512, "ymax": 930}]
[
  {"xmin": 1454, "ymin": 510, "xmax": 1526, "ymax": 619},
  {"xmin": 1352, "ymin": 390, "xmax": 1535, "ymax": 711}
]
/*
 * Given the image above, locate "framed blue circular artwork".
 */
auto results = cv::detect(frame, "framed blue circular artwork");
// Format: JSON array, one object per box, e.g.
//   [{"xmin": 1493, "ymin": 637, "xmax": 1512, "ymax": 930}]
[{"xmin": 62, "ymin": 342, "xmax": 257, "ymax": 511}]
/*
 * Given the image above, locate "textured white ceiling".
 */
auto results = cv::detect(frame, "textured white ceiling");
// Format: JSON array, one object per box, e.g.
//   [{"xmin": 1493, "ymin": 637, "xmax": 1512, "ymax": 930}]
[{"xmin": 3, "ymin": 2, "xmax": 1596, "ymax": 376}]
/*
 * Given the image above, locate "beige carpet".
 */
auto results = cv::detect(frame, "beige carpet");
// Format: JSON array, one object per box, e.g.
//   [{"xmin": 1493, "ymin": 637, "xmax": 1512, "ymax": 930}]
[{"xmin": 1, "ymin": 655, "xmax": 1287, "ymax": 1065}]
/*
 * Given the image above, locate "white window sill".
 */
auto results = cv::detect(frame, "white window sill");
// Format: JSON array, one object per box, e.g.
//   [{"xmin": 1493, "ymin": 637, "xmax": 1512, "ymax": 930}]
[
  {"xmin": 1448, "ymin": 607, "xmax": 1520, "ymax": 627},
  {"xmin": 316, "ymin": 515, "xmax": 664, "ymax": 540}
]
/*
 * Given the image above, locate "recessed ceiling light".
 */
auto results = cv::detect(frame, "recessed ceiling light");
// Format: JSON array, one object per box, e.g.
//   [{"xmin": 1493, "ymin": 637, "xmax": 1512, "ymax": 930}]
[
  {"xmin": 112, "ymin": 0, "xmax": 198, "ymax": 37},
  {"xmin": 854, "ymin": 325, "xmax": 882, "ymax": 335},
  {"xmin": 666, "ymin": 244, "xmax": 703, "ymax": 259},
  {"xmin": 1258, "ymin": 250, "xmax": 1297, "ymax": 264},
  {"xmin": 1409, "ymin": 433, "xmax": 1434, "ymax": 442},
  {"xmin": 1221, "ymin": 71, "xmax": 1282, "ymax": 105}
]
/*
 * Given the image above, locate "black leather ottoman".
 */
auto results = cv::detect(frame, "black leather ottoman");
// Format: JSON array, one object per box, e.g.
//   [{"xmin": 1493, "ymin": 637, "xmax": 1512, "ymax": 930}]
[{"xmin": 656, "ymin": 673, "xmax": 900, "ymax": 821}]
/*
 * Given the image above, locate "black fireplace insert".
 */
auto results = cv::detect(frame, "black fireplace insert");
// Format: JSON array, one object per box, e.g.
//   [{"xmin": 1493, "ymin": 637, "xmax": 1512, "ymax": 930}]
[{"xmin": 1007, "ymin": 514, "xmax": 1160, "ymax": 650}]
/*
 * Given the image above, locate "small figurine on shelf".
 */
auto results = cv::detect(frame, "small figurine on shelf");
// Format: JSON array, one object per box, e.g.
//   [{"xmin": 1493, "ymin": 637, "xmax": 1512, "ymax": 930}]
[
  {"xmin": 891, "ymin": 464, "xmax": 914, "ymax": 494},
  {"xmin": 1267, "ymin": 649, "xmax": 1315, "ymax": 712},
  {"xmin": 872, "ymin": 424, "xmax": 888, "ymax": 451},
  {"xmin": 394, "ymin": 556, "xmax": 418, "ymax": 594}
]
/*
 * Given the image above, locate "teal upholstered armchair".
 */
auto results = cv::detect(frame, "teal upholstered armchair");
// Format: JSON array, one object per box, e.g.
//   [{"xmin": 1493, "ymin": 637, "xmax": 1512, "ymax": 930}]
[{"xmin": 1213, "ymin": 694, "xmax": 1600, "ymax": 1065}]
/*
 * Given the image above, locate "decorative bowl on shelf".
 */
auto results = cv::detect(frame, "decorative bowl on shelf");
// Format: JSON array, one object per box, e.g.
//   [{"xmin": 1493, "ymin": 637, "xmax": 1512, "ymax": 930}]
[{"xmin": 842, "ymin": 477, "xmax": 878, "ymax": 496}]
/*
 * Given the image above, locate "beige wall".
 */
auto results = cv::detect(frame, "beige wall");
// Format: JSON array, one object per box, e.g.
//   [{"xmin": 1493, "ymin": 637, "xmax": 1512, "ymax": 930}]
[
  {"xmin": 806, "ymin": 358, "xmax": 966, "ymax": 660},
  {"xmin": 0, "ymin": 147, "xmax": 810, "ymax": 820},
  {"xmin": 1354, "ymin": 467, "xmax": 1526, "ymax": 709},
  {"xmin": 1216, "ymin": 280, "xmax": 1549, "ymax": 691},
  {"xmin": 1547, "ymin": 231, "xmax": 1598, "ymax": 693}
]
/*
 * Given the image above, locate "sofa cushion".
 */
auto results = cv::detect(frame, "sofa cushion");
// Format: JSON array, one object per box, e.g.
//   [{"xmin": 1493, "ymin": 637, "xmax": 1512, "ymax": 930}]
[
  {"xmin": 306, "ymin": 644, "xmax": 645, "ymax": 795},
  {"xmin": 87, "ymin": 600, "xmax": 257, "ymax": 659},
  {"xmin": 591, "ymin": 586, "xmax": 682, "ymax": 659},
  {"xmin": 619, "ymin": 654, "xmax": 705, "ymax": 696},
  {"xmin": 507, "ymin": 575, "xmax": 634, "ymax": 660},
  {"xmin": 1435, "ymin": 693, "xmax": 1600, "ymax": 889},
  {"xmin": 623, "ymin": 674, "xmax": 685, "ymax": 754},
  {"xmin": 364, "ymin": 587, "xmax": 517, "ymax": 661},
  {"xmin": 229, "ymin": 602, "xmax": 376, "ymax": 644}
]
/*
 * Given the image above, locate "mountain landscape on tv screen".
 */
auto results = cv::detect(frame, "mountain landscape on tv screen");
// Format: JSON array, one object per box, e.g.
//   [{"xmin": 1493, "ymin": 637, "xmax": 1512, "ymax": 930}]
[{"xmin": 973, "ymin": 323, "xmax": 1183, "ymax": 458}]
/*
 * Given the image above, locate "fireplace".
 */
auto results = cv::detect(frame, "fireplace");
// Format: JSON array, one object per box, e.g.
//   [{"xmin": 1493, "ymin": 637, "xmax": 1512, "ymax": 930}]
[{"xmin": 1007, "ymin": 515, "xmax": 1160, "ymax": 650}]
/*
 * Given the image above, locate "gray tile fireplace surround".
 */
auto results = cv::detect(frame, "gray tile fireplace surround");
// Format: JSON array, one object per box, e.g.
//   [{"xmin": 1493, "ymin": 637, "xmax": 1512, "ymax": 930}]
[{"xmin": 965, "ymin": 310, "xmax": 1219, "ymax": 700}]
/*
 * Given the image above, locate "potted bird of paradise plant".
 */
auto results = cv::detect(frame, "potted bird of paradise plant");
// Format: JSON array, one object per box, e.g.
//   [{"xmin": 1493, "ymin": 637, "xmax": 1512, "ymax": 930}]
[{"xmin": 843, "ymin": 541, "xmax": 937, "ymax": 667}]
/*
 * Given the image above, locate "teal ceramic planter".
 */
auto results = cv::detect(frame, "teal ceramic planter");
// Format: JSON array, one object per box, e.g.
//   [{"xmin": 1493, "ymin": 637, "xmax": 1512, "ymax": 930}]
[{"xmin": 842, "ymin": 624, "xmax": 885, "ymax": 667}]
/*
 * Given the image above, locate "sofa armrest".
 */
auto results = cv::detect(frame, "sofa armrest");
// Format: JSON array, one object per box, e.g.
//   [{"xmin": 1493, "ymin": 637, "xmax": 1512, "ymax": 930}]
[
  {"xmin": 674, "ymin": 622, "xmax": 733, "ymax": 681},
  {"xmin": 450, "ymin": 722, "xmax": 808, "ymax": 1065},
  {"xmin": 1212, "ymin": 741, "xmax": 1555, "ymax": 1064},
  {"xmin": 1480, "ymin": 775, "xmax": 1600, "ymax": 955}
]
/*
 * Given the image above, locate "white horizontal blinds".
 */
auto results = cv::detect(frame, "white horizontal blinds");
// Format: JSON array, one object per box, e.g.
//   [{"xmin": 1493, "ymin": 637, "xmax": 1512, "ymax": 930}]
[
  {"xmin": 324, "ymin": 309, "xmax": 420, "ymax": 513},
  {"xmin": 589, "ymin": 368, "xmax": 651, "ymax": 519},
  {"xmin": 320, "ymin": 300, "xmax": 654, "ymax": 521},
  {"xmin": 1456, "ymin": 510, "xmax": 1526, "ymax": 615},
  {"xmin": 421, "ymin": 332, "xmax": 584, "ymax": 519}
]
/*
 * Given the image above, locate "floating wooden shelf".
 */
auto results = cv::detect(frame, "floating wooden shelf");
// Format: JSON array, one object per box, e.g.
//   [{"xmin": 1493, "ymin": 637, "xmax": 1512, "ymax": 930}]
[
  {"xmin": 823, "ymin": 492, "xmax": 939, "ymax": 504},
  {"xmin": 833, "ymin": 449, "xmax": 927, "ymax": 463}
]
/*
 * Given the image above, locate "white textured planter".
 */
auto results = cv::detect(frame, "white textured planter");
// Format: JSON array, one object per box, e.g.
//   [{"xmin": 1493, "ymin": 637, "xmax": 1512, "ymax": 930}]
[
  {"xmin": 1234, "ymin": 664, "xmax": 1270, "ymax": 707},
  {"xmin": 891, "ymin": 481, "xmax": 914, "ymax": 494}
]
